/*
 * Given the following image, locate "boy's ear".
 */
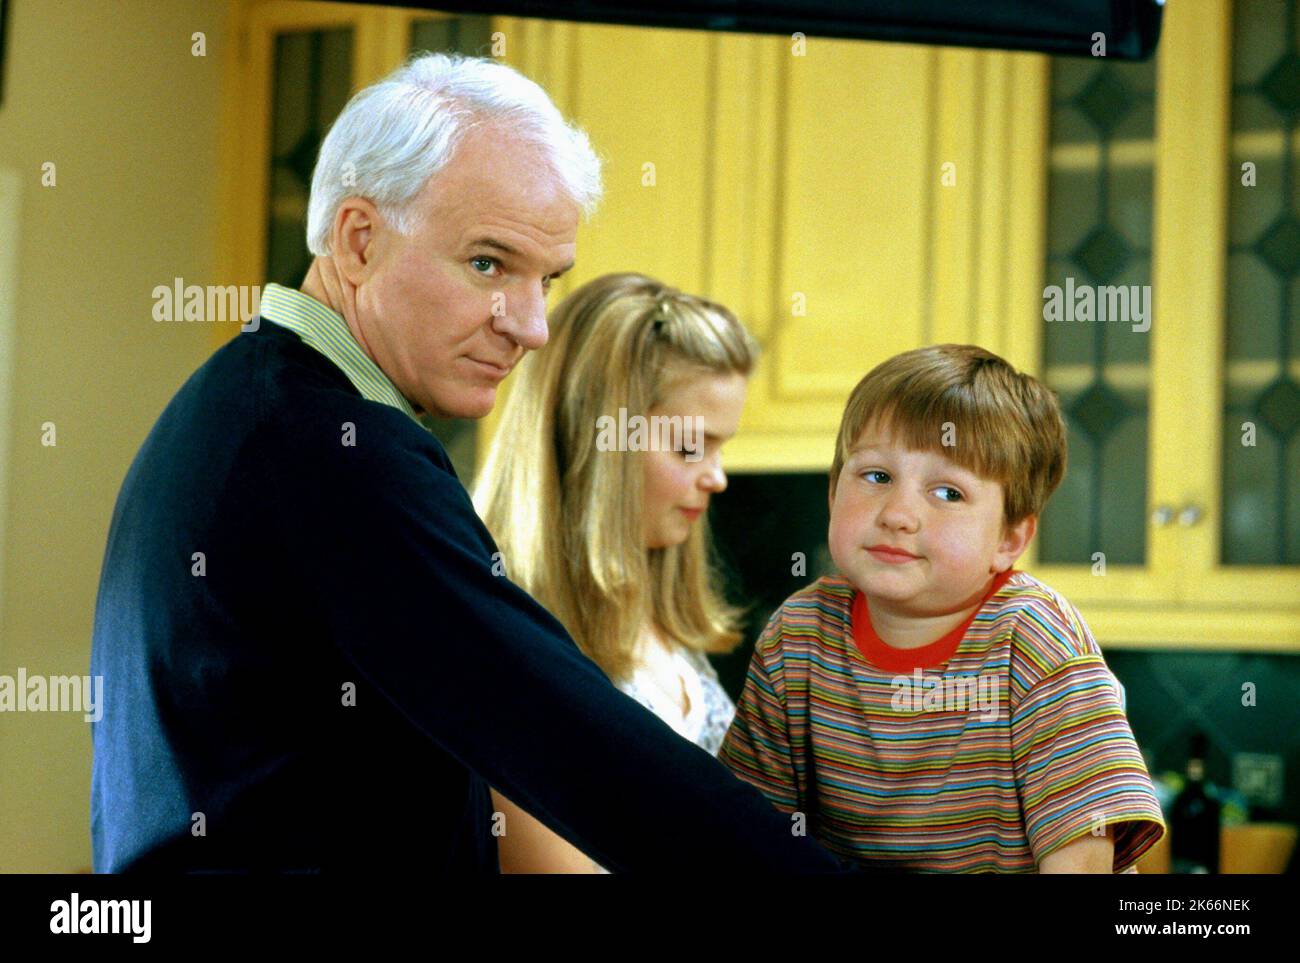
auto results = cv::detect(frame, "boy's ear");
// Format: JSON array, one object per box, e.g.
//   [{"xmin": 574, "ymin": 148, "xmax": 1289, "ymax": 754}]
[{"xmin": 994, "ymin": 514, "xmax": 1037, "ymax": 572}]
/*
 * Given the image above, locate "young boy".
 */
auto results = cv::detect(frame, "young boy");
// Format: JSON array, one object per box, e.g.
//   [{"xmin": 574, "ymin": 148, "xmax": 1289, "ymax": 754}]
[{"xmin": 719, "ymin": 344, "xmax": 1165, "ymax": 873}]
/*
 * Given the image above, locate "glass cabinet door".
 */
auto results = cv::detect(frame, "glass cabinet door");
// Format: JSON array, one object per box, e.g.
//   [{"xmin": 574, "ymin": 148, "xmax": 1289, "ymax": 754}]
[
  {"xmin": 1153, "ymin": 0, "xmax": 1299, "ymax": 637},
  {"xmin": 264, "ymin": 27, "xmax": 355, "ymax": 287},
  {"xmin": 1221, "ymin": 0, "xmax": 1300, "ymax": 569},
  {"xmin": 1185, "ymin": 0, "xmax": 1300, "ymax": 633},
  {"xmin": 1037, "ymin": 54, "xmax": 1157, "ymax": 569},
  {"xmin": 1027, "ymin": 49, "xmax": 1179, "ymax": 609}
]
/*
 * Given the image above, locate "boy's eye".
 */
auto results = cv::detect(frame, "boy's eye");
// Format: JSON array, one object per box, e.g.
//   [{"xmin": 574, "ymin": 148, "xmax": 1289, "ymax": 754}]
[
  {"xmin": 862, "ymin": 469, "xmax": 890, "ymax": 484},
  {"xmin": 933, "ymin": 486, "xmax": 964, "ymax": 503},
  {"xmin": 470, "ymin": 256, "xmax": 498, "ymax": 275}
]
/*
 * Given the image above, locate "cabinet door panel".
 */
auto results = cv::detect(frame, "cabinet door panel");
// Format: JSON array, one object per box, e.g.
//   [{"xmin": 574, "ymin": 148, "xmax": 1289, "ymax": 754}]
[
  {"xmin": 565, "ymin": 24, "xmax": 714, "ymax": 296},
  {"xmin": 775, "ymin": 39, "xmax": 933, "ymax": 400}
]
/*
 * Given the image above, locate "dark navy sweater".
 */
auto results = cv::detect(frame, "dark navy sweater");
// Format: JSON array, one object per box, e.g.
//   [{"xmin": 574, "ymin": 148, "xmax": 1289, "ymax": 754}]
[{"xmin": 88, "ymin": 320, "xmax": 846, "ymax": 873}]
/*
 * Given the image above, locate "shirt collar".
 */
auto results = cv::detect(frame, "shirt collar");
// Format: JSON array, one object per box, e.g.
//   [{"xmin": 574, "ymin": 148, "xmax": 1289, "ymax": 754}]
[
  {"xmin": 851, "ymin": 569, "xmax": 1017, "ymax": 672},
  {"xmin": 258, "ymin": 282, "xmax": 420, "ymax": 423}
]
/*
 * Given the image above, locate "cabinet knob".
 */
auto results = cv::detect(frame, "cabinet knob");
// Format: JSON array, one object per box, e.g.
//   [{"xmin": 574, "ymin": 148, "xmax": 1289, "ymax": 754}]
[
  {"xmin": 1151, "ymin": 504, "xmax": 1175, "ymax": 526},
  {"xmin": 1178, "ymin": 504, "xmax": 1204, "ymax": 527}
]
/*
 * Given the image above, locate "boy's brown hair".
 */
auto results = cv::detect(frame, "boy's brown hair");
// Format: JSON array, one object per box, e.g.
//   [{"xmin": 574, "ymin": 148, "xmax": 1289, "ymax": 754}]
[{"xmin": 829, "ymin": 344, "xmax": 1067, "ymax": 528}]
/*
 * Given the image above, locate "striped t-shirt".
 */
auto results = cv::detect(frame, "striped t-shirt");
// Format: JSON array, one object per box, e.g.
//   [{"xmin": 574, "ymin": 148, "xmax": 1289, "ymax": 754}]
[{"xmin": 718, "ymin": 570, "xmax": 1166, "ymax": 872}]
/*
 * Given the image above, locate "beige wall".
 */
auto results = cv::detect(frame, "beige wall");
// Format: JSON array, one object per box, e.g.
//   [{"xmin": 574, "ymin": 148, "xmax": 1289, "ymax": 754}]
[{"xmin": 0, "ymin": 0, "xmax": 230, "ymax": 871}]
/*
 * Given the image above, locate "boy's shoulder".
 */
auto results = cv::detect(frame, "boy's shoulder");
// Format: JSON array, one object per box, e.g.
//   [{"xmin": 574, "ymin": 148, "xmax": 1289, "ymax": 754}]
[
  {"xmin": 987, "ymin": 570, "xmax": 1106, "ymax": 683},
  {"xmin": 776, "ymin": 573, "xmax": 856, "ymax": 622},
  {"xmin": 755, "ymin": 574, "xmax": 856, "ymax": 656}
]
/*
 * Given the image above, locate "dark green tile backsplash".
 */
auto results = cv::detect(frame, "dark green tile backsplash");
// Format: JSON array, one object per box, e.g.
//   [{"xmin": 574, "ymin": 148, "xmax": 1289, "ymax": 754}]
[{"xmin": 1104, "ymin": 650, "xmax": 1300, "ymax": 826}]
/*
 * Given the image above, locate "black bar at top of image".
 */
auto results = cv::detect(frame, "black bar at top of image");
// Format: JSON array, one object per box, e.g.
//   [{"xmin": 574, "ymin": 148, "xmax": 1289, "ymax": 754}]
[{"xmin": 347, "ymin": 0, "xmax": 1164, "ymax": 61}]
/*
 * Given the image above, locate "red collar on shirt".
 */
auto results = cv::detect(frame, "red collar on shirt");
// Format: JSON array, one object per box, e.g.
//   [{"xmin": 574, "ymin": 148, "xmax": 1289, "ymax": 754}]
[{"xmin": 850, "ymin": 569, "xmax": 1017, "ymax": 673}]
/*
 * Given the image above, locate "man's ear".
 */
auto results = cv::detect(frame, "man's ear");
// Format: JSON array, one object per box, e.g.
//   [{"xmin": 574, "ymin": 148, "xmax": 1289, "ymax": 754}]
[
  {"xmin": 332, "ymin": 197, "xmax": 379, "ymax": 286},
  {"xmin": 994, "ymin": 514, "xmax": 1037, "ymax": 572}
]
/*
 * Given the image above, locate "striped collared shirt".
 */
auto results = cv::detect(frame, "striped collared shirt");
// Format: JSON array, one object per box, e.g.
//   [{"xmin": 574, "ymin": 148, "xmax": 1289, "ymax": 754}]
[{"xmin": 258, "ymin": 282, "xmax": 420, "ymax": 423}]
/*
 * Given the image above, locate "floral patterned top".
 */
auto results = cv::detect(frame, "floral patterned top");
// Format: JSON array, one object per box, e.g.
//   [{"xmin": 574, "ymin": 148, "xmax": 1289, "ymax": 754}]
[{"xmin": 616, "ymin": 637, "xmax": 736, "ymax": 756}]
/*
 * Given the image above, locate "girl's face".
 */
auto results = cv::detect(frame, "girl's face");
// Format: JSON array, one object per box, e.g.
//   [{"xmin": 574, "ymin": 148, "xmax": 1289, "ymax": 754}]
[{"xmin": 642, "ymin": 372, "xmax": 749, "ymax": 550}]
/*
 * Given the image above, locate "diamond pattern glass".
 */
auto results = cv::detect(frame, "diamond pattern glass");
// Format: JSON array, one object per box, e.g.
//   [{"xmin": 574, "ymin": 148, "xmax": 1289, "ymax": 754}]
[
  {"xmin": 1040, "ymin": 56, "xmax": 1156, "ymax": 565},
  {"xmin": 1223, "ymin": 0, "xmax": 1300, "ymax": 565}
]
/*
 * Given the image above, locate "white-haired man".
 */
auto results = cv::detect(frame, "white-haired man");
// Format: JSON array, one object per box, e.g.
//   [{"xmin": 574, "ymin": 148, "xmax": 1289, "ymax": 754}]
[{"xmin": 89, "ymin": 53, "xmax": 850, "ymax": 874}]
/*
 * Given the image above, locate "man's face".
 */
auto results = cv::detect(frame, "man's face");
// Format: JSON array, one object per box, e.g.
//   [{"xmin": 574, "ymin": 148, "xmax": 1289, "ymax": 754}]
[
  {"xmin": 827, "ymin": 422, "xmax": 1031, "ymax": 619},
  {"xmin": 348, "ymin": 126, "xmax": 579, "ymax": 418}
]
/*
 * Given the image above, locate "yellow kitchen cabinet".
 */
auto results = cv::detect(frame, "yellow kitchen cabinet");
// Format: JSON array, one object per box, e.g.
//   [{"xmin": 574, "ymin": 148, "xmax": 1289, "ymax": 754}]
[
  {"xmin": 513, "ymin": 25, "xmax": 1038, "ymax": 471},
  {"xmin": 719, "ymin": 34, "xmax": 937, "ymax": 470},
  {"xmin": 486, "ymin": 26, "xmax": 951, "ymax": 468},
  {"xmin": 725, "ymin": 40, "xmax": 1049, "ymax": 471}
]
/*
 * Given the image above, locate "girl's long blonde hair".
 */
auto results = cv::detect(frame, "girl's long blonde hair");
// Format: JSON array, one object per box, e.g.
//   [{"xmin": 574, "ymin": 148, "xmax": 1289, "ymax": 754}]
[{"xmin": 473, "ymin": 272, "xmax": 759, "ymax": 683}]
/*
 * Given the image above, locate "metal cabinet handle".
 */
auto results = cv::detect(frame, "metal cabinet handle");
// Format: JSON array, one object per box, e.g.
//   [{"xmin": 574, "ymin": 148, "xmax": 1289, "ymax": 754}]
[{"xmin": 1151, "ymin": 505, "xmax": 1175, "ymax": 526}]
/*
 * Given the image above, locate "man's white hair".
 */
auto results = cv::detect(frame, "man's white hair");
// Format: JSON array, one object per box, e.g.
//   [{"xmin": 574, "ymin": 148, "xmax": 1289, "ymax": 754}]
[{"xmin": 306, "ymin": 52, "xmax": 602, "ymax": 256}]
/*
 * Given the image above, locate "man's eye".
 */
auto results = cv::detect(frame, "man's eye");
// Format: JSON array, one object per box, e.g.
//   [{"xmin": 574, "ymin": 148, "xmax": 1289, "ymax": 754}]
[
  {"xmin": 470, "ymin": 257, "xmax": 498, "ymax": 275},
  {"xmin": 934, "ymin": 486, "xmax": 963, "ymax": 503},
  {"xmin": 863, "ymin": 470, "xmax": 889, "ymax": 484}
]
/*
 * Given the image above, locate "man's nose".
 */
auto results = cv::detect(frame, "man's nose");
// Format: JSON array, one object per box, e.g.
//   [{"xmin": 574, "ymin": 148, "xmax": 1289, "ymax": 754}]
[{"xmin": 497, "ymin": 282, "xmax": 549, "ymax": 350}]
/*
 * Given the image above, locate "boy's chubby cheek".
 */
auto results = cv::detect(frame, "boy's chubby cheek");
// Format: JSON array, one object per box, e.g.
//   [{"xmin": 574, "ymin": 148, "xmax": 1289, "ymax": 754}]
[{"xmin": 826, "ymin": 512, "xmax": 863, "ymax": 575}]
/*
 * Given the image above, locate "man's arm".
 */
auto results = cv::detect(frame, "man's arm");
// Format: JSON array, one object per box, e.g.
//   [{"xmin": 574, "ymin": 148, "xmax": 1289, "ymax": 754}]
[{"xmin": 284, "ymin": 412, "xmax": 849, "ymax": 873}]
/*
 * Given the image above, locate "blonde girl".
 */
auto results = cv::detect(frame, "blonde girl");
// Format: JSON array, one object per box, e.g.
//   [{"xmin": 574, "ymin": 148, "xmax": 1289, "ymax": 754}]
[{"xmin": 472, "ymin": 271, "xmax": 758, "ymax": 872}]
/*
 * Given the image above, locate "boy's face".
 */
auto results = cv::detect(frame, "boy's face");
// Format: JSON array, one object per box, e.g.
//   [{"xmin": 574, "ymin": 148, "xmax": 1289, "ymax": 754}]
[{"xmin": 828, "ymin": 422, "xmax": 1036, "ymax": 618}]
